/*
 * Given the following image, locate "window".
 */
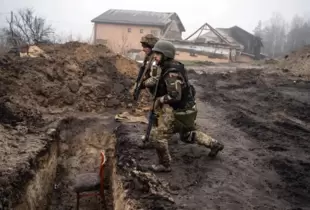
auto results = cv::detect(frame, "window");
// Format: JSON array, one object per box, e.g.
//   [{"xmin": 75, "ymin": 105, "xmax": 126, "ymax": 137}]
[
  {"xmin": 151, "ymin": 30, "xmax": 158, "ymax": 36},
  {"xmin": 128, "ymin": 28, "xmax": 131, "ymax": 32},
  {"xmin": 140, "ymin": 29, "xmax": 144, "ymax": 33}
]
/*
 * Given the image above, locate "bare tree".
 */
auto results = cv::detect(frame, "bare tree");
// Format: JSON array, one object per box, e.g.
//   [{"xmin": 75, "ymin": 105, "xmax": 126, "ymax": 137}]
[
  {"xmin": 254, "ymin": 12, "xmax": 310, "ymax": 57},
  {"xmin": 4, "ymin": 8, "xmax": 54, "ymax": 46},
  {"xmin": 108, "ymin": 30, "xmax": 131, "ymax": 55},
  {"xmin": 258, "ymin": 13, "xmax": 287, "ymax": 57},
  {"xmin": 286, "ymin": 15, "xmax": 310, "ymax": 52},
  {"xmin": 253, "ymin": 20, "xmax": 263, "ymax": 38},
  {"xmin": 0, "ymin": 29, "xmax": 10, "ymax": 54},
  {"xmin": 120, "ymin": 30, "xmax": 130, "ymax": 55}
]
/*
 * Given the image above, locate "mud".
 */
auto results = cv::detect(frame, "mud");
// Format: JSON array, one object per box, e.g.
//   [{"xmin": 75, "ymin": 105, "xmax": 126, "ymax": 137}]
[
  {"xmin": 193, "ymin": 68, "xmax": 310, "ymax": 209},
  {"xmin": 113, "ymin": 68, "xmax": 310, "ymax": 210},
  {"xmin": 1, "ymin": 41, "xmax": 310, "ymax": 210}
]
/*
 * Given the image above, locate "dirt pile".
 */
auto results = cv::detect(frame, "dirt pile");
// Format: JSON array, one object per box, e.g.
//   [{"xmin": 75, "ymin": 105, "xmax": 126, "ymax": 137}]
[
  {"xmin": 0, "ymin": 41, "xmax": 143, "ymax": 209},
  {"xmin": 0, "ymin": 42, "xmax": 140, "ymax": 119},
  {"xmin": 277, "ymin": 45, "xmax": 310, "ymax": 77}
]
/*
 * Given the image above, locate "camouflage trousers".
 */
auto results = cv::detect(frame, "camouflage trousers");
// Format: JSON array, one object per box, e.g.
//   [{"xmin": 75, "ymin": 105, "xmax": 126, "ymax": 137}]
[{"xmin": 149, "ymin": 106, "xmax": 221, "ymax": 167}]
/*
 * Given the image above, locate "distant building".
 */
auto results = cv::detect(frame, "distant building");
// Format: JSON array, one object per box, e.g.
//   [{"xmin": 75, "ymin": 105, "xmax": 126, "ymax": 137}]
[
  {"xmin": 91, "ymin": 9, "xmax": 185, "ymax": 58},
  {"xmin": 200, "ymin": 26, "xmax": 263, "ymax": 60}
]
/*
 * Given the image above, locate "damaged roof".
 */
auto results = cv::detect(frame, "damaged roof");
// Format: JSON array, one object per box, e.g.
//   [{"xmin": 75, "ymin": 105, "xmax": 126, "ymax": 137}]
[
  {"xmin": 200, "ymin": 26, "xmax": 263, "ymax": 47},
  {"xmin": 200, "ymin": 28, "xmax": 239, "ymax": 44},
  {"xmin": 91, "ymin": 9, "xmax": 185, "ymax": 31}
]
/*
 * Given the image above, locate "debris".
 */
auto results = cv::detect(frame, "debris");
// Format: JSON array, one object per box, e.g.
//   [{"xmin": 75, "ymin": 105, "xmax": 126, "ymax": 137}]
[{"xmin": 114, "ymin": 112, "xmax": 148, "ymax": 123}]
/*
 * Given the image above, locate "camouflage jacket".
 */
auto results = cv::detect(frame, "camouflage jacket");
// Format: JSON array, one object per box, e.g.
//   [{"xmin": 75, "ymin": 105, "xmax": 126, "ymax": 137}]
[{"xmin": 144, "ymin": 60, "xmax": 196, "ymax": 110}]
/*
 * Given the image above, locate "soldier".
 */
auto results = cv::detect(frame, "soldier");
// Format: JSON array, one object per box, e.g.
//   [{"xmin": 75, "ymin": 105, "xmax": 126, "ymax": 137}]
[
  {"xmin": 140, "ymin": 34, "xmax": 159, "ymax": 95},
  {"xmin": 131, "ymin": 33, "xmax": 159, "ymax": 116},
  {"xmin": 132, "ymin": 34, "xmax": 159, "ymax": 93},
  {"xmin": 141, "ymin": 40, "xmax": 224, "ymax": 172},
  {"xmin": 140, "ymin": 34, "xmax": 158, "ymax": 69}
]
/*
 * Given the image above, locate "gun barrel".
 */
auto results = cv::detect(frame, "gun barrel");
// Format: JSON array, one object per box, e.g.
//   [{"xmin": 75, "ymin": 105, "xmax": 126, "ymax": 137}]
[{"xmin": 144, "ymin": 111, "xmax": 154, "ymax": 142}]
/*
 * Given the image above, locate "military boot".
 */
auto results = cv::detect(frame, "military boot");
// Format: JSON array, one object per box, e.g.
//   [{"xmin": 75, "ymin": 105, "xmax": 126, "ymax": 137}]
[
  {"xmin": 208, "ymin": 142, "xmax": 224, "ymax": 157},
  {"xmin": 149, "ymin": 148, "xmax": 172, "ymax": 172}
]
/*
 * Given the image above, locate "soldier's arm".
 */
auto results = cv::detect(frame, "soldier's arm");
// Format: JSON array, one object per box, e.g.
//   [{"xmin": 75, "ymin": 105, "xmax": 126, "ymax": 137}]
[
  {"xmin": 142, "ymin": 61, "xmax": 158, "ymax": 88},
  {"xmin": 159, "ymin": 72, "xmax": 183, "ymax": 104},
  {"xmin": 143, "ymin": 75, "xmax": 158, "ymax": 88}
]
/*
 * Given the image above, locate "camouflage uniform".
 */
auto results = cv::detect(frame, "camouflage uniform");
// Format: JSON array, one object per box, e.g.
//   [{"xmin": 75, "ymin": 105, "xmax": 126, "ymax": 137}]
[
  {"xmin": 143, "ymin": 40, "xmax": 224, "ymax": 172},
  {"xmin": 131, "ymin": 34, "xmax": 159, "ymax": 97},
  {"xmin": 140, "ymin": 34, "xmax": 159, "ymax": 88}
]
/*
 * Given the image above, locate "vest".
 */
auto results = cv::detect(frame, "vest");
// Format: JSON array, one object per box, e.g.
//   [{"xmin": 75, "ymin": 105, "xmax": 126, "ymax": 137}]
[{"xmin": 156, "ymin": 61, "xmax": 196, "ymax": 110}]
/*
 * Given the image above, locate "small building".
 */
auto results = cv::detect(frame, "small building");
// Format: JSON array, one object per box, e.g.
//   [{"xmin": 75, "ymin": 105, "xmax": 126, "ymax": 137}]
[
  {"xmin": 200, "ymin": 26, "xmax": 263, "ymax": 60},
  {"xmin": 91, "ymin": 9, "xmax": 185, "ymax": 57}
]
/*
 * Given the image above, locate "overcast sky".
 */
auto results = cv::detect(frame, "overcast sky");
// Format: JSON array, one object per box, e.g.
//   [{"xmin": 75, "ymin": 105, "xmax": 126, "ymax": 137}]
[{"xmin": 0, "ymin": 0, "xmax": 309, "ymax": 40}]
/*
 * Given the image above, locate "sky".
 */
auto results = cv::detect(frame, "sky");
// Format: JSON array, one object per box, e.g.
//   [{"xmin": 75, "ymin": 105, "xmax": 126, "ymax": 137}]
[{"xmin": 0, "ymin": 0, "xmax": 309, "ymax": 40}]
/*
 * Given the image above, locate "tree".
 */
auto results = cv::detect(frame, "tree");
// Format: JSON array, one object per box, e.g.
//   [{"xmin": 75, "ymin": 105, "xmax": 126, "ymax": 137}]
[
  {"xmin": 4, "ymin": 8, "xmax": 54, "ymax": 46},
  {"xmin": 0, "ymin": 29, "xmax": 10, "ymax": 54},
  {"xmin": 120, "ymin": 30, "xmax": 130, "ymax": 55},
  {"xmin": 255, "ymin": 12, "xmax": 310, "ymax": 57},
  {"xmin": 253, "ymin": 20, "xmax": 263, "ymax": 38},
  {"xmin": 258, "ymin": 13, "xmax": 287, "ymax": 57},
  {"xmin": 286, "ymin": 15, "xmax": 310, "ymax": 52},
  {"xmin": 108, "ymin": 30, "xmax": 131, "ymax": 55}
]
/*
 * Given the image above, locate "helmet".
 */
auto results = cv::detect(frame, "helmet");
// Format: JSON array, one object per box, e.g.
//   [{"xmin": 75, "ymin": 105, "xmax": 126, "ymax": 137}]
[
  {"xmin": 152, "ymin": 40, "xmax": 176, "ymax": 59},
  {"xmin": 140, "ymin": 34, "xmax": 159, "ymax": 48}
]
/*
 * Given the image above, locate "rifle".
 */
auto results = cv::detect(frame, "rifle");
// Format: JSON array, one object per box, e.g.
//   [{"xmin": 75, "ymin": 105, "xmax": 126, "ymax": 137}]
[
  {"xmin": 143, "ymin": 66, "xmax": 162, "ymax": 143},
  {"xmin": 133, "ymin": 65, "xmax": 145, "ymax": 101},
  {"xmin": 133, "ymin": 55, "xmax": 154, "ymax": 101}
]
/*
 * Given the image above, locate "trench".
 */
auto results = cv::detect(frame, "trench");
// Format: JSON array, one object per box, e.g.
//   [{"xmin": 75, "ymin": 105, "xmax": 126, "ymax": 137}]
[
  {"xmin": 5, "ymin": 114, "xmax": 132, "ymax": 210},
  {"xmin": 47, "ymin": 115, "xmax": 130, "ymax": 210},
  {"xmin": 12, "ymin": 142, "xmax": 58, "ymax": 210}
]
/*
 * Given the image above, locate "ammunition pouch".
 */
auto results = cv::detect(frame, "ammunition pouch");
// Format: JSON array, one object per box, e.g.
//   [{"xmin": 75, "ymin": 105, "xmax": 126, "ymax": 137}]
[{"xmin": 173, "ymin": 108, "xmax": 198, "ymax": 132}]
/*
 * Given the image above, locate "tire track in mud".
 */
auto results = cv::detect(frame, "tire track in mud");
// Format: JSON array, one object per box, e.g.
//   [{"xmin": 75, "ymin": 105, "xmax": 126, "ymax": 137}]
[{"xmin": 192, "ymin": 69, "xmax": 310, "ymax": 210}]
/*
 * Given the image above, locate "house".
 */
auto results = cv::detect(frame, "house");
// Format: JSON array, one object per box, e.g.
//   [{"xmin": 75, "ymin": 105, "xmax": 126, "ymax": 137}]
[
  {"xmin": 199, "ymin": 26, "xmax": 263, "ymax": 60},
  {"xmin": 91, "ymin": 9, "xmax": 185, "ymax": 57},
  {"xmin": 162, "ymin": 22, "xmax": 241, "ymax": 63}
]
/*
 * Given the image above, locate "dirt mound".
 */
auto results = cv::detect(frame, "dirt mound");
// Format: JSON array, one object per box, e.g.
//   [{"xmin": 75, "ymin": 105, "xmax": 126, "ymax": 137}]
[
  {"xmin": 0, "ymin": 42, "xmax": 140, "ymax": 123},
  {"xmin": 0, "ymin": 42, "xmax": 143, "ymax": 208},
  {"xmin": 277, "ymin": 45, "xmax": 310, "ymax": 77}
]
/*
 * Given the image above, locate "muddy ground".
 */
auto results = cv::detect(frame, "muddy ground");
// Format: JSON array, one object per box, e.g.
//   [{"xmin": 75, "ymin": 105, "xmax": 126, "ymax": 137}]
[
  {"xmin": 1, "ymin": 42, "xmax": 310, "ymax": 210},
  {"xmin": 114, "ymin": 67, "xmax": 310, "ymax": 210}
]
